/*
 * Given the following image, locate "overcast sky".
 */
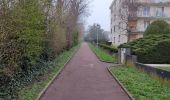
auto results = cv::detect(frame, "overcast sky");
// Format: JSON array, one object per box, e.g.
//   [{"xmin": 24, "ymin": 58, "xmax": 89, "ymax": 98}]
[{"xmin": 86, "ymin": 0, "xmax": 113, "ymax": 32}]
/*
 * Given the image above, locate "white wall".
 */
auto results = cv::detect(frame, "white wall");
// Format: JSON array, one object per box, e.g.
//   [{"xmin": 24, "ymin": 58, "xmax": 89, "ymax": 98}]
[
  {"xmin": 136, "ymin": 5, "xmax": 170, "ymax": 33},
  {"xmin": 110, "ymin": 0, "xmax": 128, "ymax": 46}
]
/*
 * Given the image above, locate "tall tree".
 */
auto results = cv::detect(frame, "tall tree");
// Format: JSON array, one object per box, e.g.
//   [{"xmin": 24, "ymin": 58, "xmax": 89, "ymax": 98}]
[
  {"xmin": 65, "ymin": 0, "xmax": 89, "ymax": 48},
  {"xmin": 0, "ymin": 0, "xmax": 20, "ymax": 75},
  {"xmin": 117, "ymin": 0, "xmax": 140, "ymax": 42}
]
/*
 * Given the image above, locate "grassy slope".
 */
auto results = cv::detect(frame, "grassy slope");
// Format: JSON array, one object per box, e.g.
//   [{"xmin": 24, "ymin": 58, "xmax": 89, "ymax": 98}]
[
  {"xmin": 111, "ymin": 67, "xmax": 170, "ymax": 100},
  {"xmin": 159, "ymin": 67, "xmax": 170, "ymax": 71},
  {"xmin": 18, "ymin": 45, "xmax": 79, "ymax": 100},
  {"xmin": 89, "ymin": 43, "xmax": 116, "ymax": 63}
]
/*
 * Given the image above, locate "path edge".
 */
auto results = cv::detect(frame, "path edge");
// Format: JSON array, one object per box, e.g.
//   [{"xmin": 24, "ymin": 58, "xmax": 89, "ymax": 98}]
[
  {"xmin": 36, "ymin": 45, "xmax": 80, "ymax": 100},
  {"xmin": 89, "ymin": 44, "xmax": 117, "ymax": 64},
  {"xmin": 107, "ymin": 66, "xmax": 135, "ymax": 100}
]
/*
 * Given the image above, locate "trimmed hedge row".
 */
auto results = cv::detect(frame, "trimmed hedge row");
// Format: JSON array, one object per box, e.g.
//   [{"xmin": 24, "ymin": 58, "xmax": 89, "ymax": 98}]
[
  {"xmin": 119, "ymin": 35, "xmax": 170, "ymax": 64},
  {"xmin": 99, "ymin": 44, "xmax": 118, "ymax": 53}
]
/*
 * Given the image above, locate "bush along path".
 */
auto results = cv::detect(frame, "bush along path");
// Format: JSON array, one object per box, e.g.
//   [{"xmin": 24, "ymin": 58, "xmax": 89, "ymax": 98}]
[
  {"xmin": 39, "ymin": 43, "xmax": 130, "ymax": 100},
  {"xmin": 18, "ymin": 45, "xmax": 80, "ymax": 100}
]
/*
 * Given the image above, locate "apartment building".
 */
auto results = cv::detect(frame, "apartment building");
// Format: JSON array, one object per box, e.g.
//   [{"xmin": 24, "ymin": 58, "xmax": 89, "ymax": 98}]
[{"xmin": 110, "ymin": 0, "xmax": 170, "ymax": 46}]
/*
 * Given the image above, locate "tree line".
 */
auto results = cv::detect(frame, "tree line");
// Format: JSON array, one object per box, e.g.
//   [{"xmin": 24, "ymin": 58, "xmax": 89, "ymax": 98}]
[
  {"xmin": 0, "ymin": 0, "xmax": 88, "ymax": 99},
  {"xmin": 0, "ymin": 0, "xmax": 88, "ymax": 76},
  {"xmin": 84, "ymin": 24, "xmax": 110, "ymax": 43}
]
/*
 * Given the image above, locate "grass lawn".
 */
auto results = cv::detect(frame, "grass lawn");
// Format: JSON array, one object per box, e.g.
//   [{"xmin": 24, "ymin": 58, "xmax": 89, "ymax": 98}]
[
  {"xmin": 18, "ymin": 45, "xmax": 79, "ymax": 100},
  {"xmin": 159, "ymin": 67, "xmax": 170, "ymax": 71},
  {"xmin": 89, "ymin": 43, "xmax": 116, "ymax": 63},
  {"xmin": 110, "ymin": 66, "xmax": 170, "ymax": 100}
]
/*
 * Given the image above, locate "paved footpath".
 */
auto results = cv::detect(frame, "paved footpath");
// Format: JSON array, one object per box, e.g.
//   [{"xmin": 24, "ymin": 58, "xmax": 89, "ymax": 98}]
[{"xmin": 40, "ymin": 43, "xmax": 130, "ymax": 100}]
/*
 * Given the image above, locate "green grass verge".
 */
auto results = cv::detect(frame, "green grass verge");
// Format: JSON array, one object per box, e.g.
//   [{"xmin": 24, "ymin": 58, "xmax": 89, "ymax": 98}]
[
  {"xmin": 159, "ymin": 67, "xmax": 170, "ymax": 71},
  {"xmin": 18, "ymin": 45, "xmax": 79, "ymax": 100},
  {"xmin": 89, "ymin": 43, "xmax": 116, "ymax": 63},
  {"xmin": 111, "ymin": 66, "xmax": 170, "ymax": 100}
]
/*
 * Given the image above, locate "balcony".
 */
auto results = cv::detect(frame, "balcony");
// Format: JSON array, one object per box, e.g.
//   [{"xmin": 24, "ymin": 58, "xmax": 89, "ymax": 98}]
[
  {"xmin": 137, "ymin": 12, "xmax": 170, "ymax": 20},
  {"xmin": 135, "ymin": 0, "xmax": 170, "ymax": 6}
]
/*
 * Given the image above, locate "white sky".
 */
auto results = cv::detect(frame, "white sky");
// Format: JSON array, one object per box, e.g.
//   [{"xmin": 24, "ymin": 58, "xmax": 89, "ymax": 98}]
[{"xmin": 86, "ymin": 0, "xmax": 113, "ymax": 31}]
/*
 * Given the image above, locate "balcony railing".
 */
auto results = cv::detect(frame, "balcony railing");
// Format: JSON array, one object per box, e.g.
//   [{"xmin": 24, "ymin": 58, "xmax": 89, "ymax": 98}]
[
  {"xmin": 128, "ymin": 10, "xmax": 170, "ymax": 19},
  {"xmin": 137, "ymin": 12, "xmax": 170, "ymax": 19},
  {"xmin": 135, "ymin": 0, "xmax": 170, "ymax": 6}
]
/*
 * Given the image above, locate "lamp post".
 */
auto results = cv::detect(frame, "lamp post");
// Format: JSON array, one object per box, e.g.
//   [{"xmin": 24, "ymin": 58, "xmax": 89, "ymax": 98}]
[{"xmin": 96, "ymin": 24, "xmax": 100, "ymax": 48}]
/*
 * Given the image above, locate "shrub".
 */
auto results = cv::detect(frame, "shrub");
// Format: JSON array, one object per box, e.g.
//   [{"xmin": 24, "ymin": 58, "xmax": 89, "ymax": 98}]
[
  {"xmin": 0, "ymin": 5, "xmax": 20, "ymax": 76},
  {"xmin": 119, "ymin": 35, "xmax": 170, "ymax": 63},
  {"xmin": 144, "ymin": 20, "xmax": 170, "ymax": 37},
  {"xmin": 47, "ymin": 24, "xmax": 67, "ymax": 60},
  {"xmin": 99, "ymin": 44, "xmax": 118, "ymax": 53},
  {"xmin": 72, "ymin": 31, "xmax": 79, "ymax": 46},
  {"xmin": 137, "ymin": 40, "xmax": 170, "ymax": 63}
]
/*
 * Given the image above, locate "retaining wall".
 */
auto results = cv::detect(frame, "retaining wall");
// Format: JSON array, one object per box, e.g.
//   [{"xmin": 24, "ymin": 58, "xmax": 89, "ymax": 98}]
[{"xmin": 124, "ymin": 54, "xmax": 170, "ymax": 86}]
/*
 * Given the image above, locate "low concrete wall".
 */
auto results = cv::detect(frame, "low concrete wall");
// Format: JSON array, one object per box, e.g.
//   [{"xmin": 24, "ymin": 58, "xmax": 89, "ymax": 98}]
[
  {"xmin": 119, "ymin": 48, "xmax": 170, "ymax": 86},
  {"xmin": 135, "ymin": 63, "xmax": 170, "ymax": 87}
]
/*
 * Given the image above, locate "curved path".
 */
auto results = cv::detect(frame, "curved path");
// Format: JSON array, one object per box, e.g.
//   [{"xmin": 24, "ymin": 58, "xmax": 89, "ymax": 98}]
[{"xmin": 40, "ymin": 43, "xmax": 130, "ymax": 100}]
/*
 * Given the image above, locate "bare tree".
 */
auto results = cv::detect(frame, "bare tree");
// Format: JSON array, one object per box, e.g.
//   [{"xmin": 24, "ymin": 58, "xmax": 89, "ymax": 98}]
[
  {"xmin": 43, "ymin": 0, "xmax": 89, "ymax": 57},
  {"xmin": 117, "ymin": 0, "xmax": 140, "ymax": 42},
  {"xmin": 64, "ymin": 0, "xmax": 89, "ymax": 48}
]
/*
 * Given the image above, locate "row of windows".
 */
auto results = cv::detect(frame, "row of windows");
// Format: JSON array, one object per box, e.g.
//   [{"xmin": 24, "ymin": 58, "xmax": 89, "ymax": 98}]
[
  {"xmin": 112, "ymin": 6, "xmax": 165, "ymax": 24},
  {"xmin": 139, "ymin": 6, "xmax": 165, "ymax": 17},
  {"xmin": 111, "ymin": 20, "xmax": 150, "ymax": 34}
]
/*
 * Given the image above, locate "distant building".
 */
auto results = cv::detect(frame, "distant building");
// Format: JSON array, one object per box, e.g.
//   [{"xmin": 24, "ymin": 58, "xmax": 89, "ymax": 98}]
[{"xmin": 110, "ymin": 0, "xmax": 170, "ymax": 46}]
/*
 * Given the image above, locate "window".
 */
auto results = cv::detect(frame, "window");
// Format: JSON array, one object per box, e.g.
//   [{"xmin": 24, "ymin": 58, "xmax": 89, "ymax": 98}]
[
  {"xmin": 118, "ymin": 35, "xmax": 121, "ymax": 42},
  {"xmin": 143, "ymin": 6, "xmax": 150, "ymax": 16},
  {"xmin": 119, "ymin": 22, "xmax": 121, "ymax": 29},
  {"xmin": 156, "ymin": 7, "xmax": 164, "ymax": 17},
  {"xmin": 114, "ymin": 26, "xmax": 116, "ymax": 32},
  {"xmin": 138, "ymin": 7, "xmax": 143, "ymax": 16},
  {"xmin": 111, "ymin": 9, "xmax": 113, "ymax": 14},
  {"xmin": 114, "ymin": 37, "xmax": 116, "ymax": 43},
  {"xmin": 144, "ymin": 21, "xmax": 150, "ymax": 30},
  {"xmin": 114, "ymin": 15, "xmax": 116, "ymax": 21}
]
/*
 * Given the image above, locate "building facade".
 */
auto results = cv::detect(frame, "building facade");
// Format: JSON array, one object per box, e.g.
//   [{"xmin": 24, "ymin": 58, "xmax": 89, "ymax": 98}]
[{"xmin": 110, "ymin": 0, "xmax": 170, "ymax": 46}]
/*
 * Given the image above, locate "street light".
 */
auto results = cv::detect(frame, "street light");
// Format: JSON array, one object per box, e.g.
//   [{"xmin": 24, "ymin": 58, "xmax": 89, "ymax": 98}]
[{"xmin": 96, "ymin": 24, "xmax": 100, "ymax": 48}]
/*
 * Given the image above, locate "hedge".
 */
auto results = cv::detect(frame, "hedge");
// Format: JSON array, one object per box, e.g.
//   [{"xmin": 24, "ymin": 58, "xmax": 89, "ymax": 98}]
[
  {"xmin": 144, "ymin": 20, "xmax": 170, "ymax": 37},
  {"xmin": 99, "ymin": 44, "xmax": 118, "ymax": 53},
  {"xmin": 138, "ymin": 40, "xmax": 170, "ymax": 63},
  {"xmin": 119, "ymin": 35, "xmax": 170, "ymax": 64}
]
